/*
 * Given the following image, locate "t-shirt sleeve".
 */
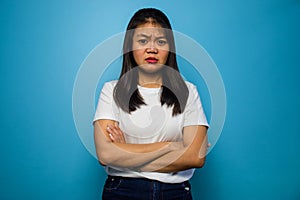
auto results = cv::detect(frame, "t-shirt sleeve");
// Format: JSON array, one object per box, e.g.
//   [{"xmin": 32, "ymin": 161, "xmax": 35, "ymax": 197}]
[
  {"xmin": 183, "ymin": 83, "xmax": 209, "ymax": 127},
  {"xmin": 93, "ymin": 81, "xmax": 119, "ymax": 123}
]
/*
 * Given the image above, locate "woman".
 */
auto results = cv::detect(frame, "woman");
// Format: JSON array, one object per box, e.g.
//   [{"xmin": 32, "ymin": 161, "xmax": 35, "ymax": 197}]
[{"xmin": 93, "ymin": 8, "xmax": 209, "ymax": 200}]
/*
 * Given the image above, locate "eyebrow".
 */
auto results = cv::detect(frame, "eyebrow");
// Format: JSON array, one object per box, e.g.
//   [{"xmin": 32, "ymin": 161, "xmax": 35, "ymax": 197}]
[{"xmin": 135, "ymin": 33, "xmax": 166, "ymax": 39}]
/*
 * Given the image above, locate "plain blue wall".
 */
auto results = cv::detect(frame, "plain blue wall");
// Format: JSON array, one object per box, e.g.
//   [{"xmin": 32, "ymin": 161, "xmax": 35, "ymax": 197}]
[{"xmin": 1, "ymin": 0, "xmax": 299, "ymax": 199}]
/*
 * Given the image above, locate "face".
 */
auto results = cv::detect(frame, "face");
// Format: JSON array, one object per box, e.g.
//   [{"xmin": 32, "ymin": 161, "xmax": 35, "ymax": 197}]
[{"xmin": 132, "ymin": 23, "xmax": 170, "ymax": 75}]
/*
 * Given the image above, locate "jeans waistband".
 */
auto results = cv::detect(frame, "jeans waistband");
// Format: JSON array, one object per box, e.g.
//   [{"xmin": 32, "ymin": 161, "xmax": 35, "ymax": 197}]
[{"xmin": 107, "ymin": 175, "xmax": 189, "ymax": 185}]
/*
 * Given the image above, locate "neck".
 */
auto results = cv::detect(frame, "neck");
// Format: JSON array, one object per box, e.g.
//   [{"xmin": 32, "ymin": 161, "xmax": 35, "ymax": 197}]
[{"xmin": 138, "ymin": 71, "xmax": 162, "ymax": 88}]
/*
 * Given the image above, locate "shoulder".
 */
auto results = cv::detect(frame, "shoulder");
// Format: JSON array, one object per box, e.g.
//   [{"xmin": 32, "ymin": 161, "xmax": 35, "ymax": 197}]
[
  {"xmin": 100, "ymin": 80, "xmax": 118, "ymax": 95},
  {"xmin": 102, "ymin": 80, "xmax": 118, "ymax": 90},
  {"xmin": 104, "ymin": 80, "xmax": 118, "ymax": 87},
  {"xmin": 184, "ymin": 81, "xmax": 197, "ymax": 91},
  {"xmin": 184, "ymin": 81, "xmax": 201, "ymax": 101}
]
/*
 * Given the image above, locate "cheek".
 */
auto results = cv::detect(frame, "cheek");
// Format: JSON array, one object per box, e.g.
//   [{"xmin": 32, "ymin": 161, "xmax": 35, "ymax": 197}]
[
  {"xmin": 133, "ymin": 49, "xmax": 144, "ymax": 62},
  {"xmin": 161, "ymin": 51, "xmax": 169, "ymax": 62}
]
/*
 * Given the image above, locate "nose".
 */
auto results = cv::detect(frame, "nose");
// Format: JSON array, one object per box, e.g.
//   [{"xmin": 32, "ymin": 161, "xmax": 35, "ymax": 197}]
[{"xmin": 146, "ymin": 42, "xmax": 158, "ymax": 54}]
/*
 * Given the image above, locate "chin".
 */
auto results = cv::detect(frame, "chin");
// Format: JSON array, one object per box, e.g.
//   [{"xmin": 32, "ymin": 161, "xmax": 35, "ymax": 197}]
[{"xmin": 139, "ymin": 65, "xmax": 164, "ymax": 74}]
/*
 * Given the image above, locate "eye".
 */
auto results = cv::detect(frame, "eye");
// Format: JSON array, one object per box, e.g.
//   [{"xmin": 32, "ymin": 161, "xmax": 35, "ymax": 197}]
[
  {"xmin": 138, "ymin": 39, "xmax": 148, "ymax": 45},
  {"xmin": 157, "ymin": 39, "xmax": 167, "ymax": 46}
]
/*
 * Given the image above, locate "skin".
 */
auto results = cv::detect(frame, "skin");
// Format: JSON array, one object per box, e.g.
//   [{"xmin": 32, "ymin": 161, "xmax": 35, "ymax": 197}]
[
  {"xmin": 94, "ymin": 120, "xmax": 185, "ymax": 170},
  {"xmin": 94, "ymin": 22, "xmax": 208, "ymax": 172},
  {"xmin": 132, "ymin": 22, "xmax": 169, "ymax": 87}
]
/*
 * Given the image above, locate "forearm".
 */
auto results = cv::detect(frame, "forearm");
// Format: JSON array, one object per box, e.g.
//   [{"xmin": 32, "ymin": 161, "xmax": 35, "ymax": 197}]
[
  {"xmin": 94, "ymin": 120, "xmax": 207, "ymax": 172},
  {"xmin": 139, "ymin": 126, "xmax": 208, "ymax": 173},
  {"xmin": 98, "ymin": 143, "xmax": 172, "ymax": 169},
  {"xmin": 138, "ymin": 146, "xmax": 206, "ymax": 173},
  {"xmin": 98, "ymin": 141, "xmax": 175, "ymax": 168},
  {"xmin": 94, "ymin": 120, "xmax": 182, "ymax": 169}
]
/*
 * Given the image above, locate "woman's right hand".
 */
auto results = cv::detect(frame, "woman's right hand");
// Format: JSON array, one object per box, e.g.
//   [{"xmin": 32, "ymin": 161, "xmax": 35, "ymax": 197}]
[{"xmin": 106, "ymin": 122, "xmax": 126, "ymax": 143}]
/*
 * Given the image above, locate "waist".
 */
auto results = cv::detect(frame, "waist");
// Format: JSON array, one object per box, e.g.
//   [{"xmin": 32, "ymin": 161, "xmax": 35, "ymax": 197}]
[
  {"xmin": 105, "ymin": 167, "xmax": 194, "ymax": 183},
  {"xmin": 107, "ymin": 175, "xmax": 190, "ymax": 185}
]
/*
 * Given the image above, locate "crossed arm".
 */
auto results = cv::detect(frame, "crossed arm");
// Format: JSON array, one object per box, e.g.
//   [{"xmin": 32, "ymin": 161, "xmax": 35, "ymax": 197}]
[{"xmin": 94, "ymin": 119, "xmax": 208, "ymax": 173}]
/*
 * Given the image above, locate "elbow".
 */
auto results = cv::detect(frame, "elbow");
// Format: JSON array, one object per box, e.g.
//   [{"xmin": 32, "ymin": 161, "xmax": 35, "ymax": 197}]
[
  {"xmin": 98, "ymin": 158, "xmax": 107, "ymax": 166},
  {"xmin": 197, "ymin": 157, "xmax": 206, "ymax": 168},
  {"xmin": 190, "ymin": 156, "xmax": 206, "ymax": 168},
  {"xmin": 96, "ymin": 151, "xmax": 110, "ymax": 166}
]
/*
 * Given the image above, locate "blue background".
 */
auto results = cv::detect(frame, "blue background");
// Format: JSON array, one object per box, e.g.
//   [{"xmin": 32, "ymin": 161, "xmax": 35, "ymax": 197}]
[{"xmin": 1, "ymin": 0, "xmax": 299, "ymax": 199}]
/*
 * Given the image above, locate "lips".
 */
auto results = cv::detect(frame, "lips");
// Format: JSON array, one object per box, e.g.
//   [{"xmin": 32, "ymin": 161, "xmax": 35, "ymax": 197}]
[{"xmin": 145, "ymin": 57, "xmax": 158, "ymax": 64}]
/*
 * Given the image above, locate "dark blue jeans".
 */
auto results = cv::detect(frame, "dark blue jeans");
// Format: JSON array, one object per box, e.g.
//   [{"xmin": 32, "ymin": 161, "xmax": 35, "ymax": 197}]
[{"xmin": 102, "ymin": 175, "xmax": 193, "ymax": 200}]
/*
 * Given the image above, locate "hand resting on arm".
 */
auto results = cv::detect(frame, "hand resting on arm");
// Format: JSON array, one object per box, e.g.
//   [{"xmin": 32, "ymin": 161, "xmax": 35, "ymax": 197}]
[
  {"xmin": 102, "ymin": 120, "xmax": 208, "ymax": 173},
  {"xmin": 93, "ymin": 119, "xmax": 184, "ymax": 170}
]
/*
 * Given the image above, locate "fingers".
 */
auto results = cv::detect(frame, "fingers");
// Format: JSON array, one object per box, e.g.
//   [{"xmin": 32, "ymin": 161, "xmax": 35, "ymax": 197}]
[{"xmin": 106, "ymin": 123, "xmax": 126, "ymax": 143}]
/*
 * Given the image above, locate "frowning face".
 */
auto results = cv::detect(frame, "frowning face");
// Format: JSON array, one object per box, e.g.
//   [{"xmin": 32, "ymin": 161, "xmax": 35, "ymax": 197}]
[{"xmin": 132, "ymin": 23, "xmax": 170, "ymax": 75}]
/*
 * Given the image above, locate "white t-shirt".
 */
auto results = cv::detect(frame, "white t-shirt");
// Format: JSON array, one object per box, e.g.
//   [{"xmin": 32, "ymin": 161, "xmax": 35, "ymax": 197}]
[{"xmin": 93, "ymin": 80, "xmax": 209, "ymax": 183}]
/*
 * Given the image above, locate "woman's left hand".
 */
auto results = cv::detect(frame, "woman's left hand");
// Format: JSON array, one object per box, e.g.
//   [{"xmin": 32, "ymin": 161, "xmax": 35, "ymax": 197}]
[{"xmin": 106, "ymin": 122, "xmax": 126, "ymax": 143}]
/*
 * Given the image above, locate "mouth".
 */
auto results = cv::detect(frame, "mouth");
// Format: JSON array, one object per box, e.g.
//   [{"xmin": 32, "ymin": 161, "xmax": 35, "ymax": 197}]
[{"xmin": 145, "ymin": 57, "xmax": 158, "ymax": 64}]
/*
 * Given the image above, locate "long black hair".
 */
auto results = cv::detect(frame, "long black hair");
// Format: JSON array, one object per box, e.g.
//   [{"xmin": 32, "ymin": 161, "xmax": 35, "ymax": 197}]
[{"xmin": 113, "ymin": 8, "xmax": 188, "ymax": 116}]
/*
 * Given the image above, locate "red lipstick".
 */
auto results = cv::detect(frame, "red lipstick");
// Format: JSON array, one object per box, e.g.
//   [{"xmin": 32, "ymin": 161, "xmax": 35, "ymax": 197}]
[{"xmin": 145, "ymin": 57, "xmax": 158, "ymax": 64}]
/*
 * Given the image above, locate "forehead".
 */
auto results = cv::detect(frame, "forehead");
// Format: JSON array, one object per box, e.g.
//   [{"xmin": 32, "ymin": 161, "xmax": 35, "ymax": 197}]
[{"xmin": 133, "ymin": 23, "xmax": 166, "ymax": 37}]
